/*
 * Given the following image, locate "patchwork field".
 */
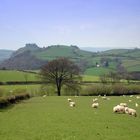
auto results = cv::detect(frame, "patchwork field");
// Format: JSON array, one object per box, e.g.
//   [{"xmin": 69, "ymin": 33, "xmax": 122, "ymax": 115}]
[
  {"xmin": 0, "ymin": 96, "xmax": 140, "ymax": 140},
  {"xmin": 0, "ymin": 70, "xmax": 102, "ymax": 82},
  {"xmin": 0, "ymin": 70, "xmax": 38, "ymax": 82}
]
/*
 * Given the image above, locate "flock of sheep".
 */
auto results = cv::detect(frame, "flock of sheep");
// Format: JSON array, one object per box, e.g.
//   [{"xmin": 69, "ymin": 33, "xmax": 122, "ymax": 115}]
[{"xmin": 67, "ymin": 95, "xmax": 139, "ymax": 117}]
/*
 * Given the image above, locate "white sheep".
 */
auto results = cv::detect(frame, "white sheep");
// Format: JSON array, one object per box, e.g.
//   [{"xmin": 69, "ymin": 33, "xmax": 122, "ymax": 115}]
[
  {"xmin": 129, "ymin": 99, "xmax": 132, "ymax": 102},
  {"xmin": 69, "ymin": 101, "xmax": 75, "ymax": 107},
  {"xmin": 125, "ymin": 107, "xmax": 137, "ymax": 117},
  {"xmin": 135, "ymin": 103, "xmax": 139, "ymax": 107},
  {"xmin": 93, "ymin": 98, "xmax": 98, "ymax": 103},
  {"xmin": 107, "ymin": 97, "xmax": 110, "ymax": 100},
  {"xmin": 120, "ymin": 103, "xmax": 128, "ymax": 107},
  {"xmin": 102, "ymin": 96, "xmax": 107, "ymax": 100},
  {"xmin": 91, "ymin": 102, "xmax": 99, "ymax": 108},
  {"xmin": 42, "ymin": 95, "xmax": 47, "ymax": 97},
  {"xmin": 136, "ymin": 96, "xmax": 140, "ymax": 99},
  {"xmin": 67, "ymin": 98, "xmax": 72, "ymax": 102},
  {"xmin": 130, "ymin": 95, "xmax": 133, "ymax": 97},
  {"xmin": 113, "ymin": 105, "xmax": 125, "ymax": 113}
]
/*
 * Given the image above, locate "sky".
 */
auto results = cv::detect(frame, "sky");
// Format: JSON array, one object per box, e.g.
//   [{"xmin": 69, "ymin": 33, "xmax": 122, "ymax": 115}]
[{"xmin": 0, "ymin": 0, "xmax": 140, "ymax": 50}]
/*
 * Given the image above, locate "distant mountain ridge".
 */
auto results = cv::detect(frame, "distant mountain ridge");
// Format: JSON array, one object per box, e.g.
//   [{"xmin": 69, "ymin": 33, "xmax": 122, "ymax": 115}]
[
  {"xmin": 0, "ymin": 44, "xmax": 93, "ymax": 70},
  {"xmin": 0, "ymin": 44, "xmax": 139, "ymax": 74}
]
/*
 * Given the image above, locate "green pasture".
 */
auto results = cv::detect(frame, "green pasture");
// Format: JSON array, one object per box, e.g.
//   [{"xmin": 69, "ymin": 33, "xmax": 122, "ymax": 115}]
[
  {"xmin": 122, "ymin": 60, "xmax": 140, "ymax": 72},
  {"xmin": 82, "ymin": 75, "xmax": 99, "ymax": 81},
  {"xmin": 0, "ymin": 70, "xmax": 103, "ymax": 82},
  {"xmin": 0, "ymin": 96, "xmax": 140, "ymax": 140},
  {"xmin": 84, "ymin": 67, "xmax": 110, "ymax": 76},
  {"xmin": 36, "ymin": 46, "xmax": 92, "ymax": 60},
  {"xmin": 0, "ymin": 84, "xmax": 41, "ymax": 97},
  {"xmin": 0, "ymin": 70, "xmax": 38, "ymax": 82}
]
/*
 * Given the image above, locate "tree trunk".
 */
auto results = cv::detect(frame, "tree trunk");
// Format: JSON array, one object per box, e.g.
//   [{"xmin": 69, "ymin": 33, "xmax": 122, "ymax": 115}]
[
  {"xmin": 56, "ymin": 84, "xmax": 61, "ymax": 96},
  {"xmin": 57, "ymin": 89, "xmax": 61, "ymax": 96}
]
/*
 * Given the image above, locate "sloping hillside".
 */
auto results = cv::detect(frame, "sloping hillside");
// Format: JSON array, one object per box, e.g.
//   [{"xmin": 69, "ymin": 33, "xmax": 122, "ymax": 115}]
[
  {"xmin": 0, "ymin": 44, "xmax": 93, "ymax": 70},
  {"xmin": 0, "ymin": 50, "xmax": 47, "ymax": 70},
  {"xmin": 35, "ymin": 45, "xmax": 93, "ymax": 60},
  {"xmin": 0, "ymin": 44, "xmax": 139, "ymax": 75}
]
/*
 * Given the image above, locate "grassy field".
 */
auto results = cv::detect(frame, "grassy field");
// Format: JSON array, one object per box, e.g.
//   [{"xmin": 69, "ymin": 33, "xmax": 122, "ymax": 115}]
[
  {"xmin": 0, "ymin": 70, "xmax": 102, "ymax": 82},
  {"xmin": 82, "ymin": 75, "xmax": 100, "ymax": 81},
  {"xmin": 122, "ymin": 59, "xmax": 140, "ymax": 72},
  {"xmin": 84, "ymin": 67, "xmax": 111, "ymax": 76},
  {"xmin": 0, "ymin": 84, "xmax": 42, "ymax": 97},
  {"xmin": 0, "ymin": 96, "xmax": 140, "ymax": 140},
  {"xmin": 35, "ymin": 45, "xmax": 92, "ymax": 60},
  {"xmin": 0, "ymin": 70, "xmax": 38, "ymax": 82}
]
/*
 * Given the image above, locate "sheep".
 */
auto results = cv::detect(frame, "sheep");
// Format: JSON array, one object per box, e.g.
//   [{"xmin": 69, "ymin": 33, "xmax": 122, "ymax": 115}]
[
  {"xmin": 102, "ymin": 96, "xmax": 107, "ymax": 100},
  {"xmin": 93, "ymin": 98, "xmax": 98, "ymax": 103},
  {"xmin": 130, "ymin": 95, "xmax": 133, "ymax": 97},
  {"xmin": 125, "ymin": 107, "xmax": 137, "ymax": 117},
  {"xmin": 122, "ymin": 95, "xmax": 126, "ymax": 97},
  {"xmin": 129, "ymin": 99, "xmax": 132, "ymax": 102},
  {"xmin": 67, "ymin": 98, "xmax": 72, "ymax": 102},
  {"xmin": 120, "ymin": 103, "xmax": 128, "ymax": 107},
  {"xmin": 136, "ymin": 96, "xmax": 140, "ymax": 99},
  {"xmin": 91, "ymin": 102, "xmax": 99, "ymax": 108},
  {"xmin": 135, "ymin": 103, "xmax": 139, "ymax": 107},
  {"xmin": 113, "ymin": 105, "xmax": 125, "ymax": 113},
  {"xmin": 42, "ymin": 95, "xmax": 47, "ymax": 97},
  {"xmin": 107, "ymin": 97, "xmax": 110, "ymax": 100},
  {"xmin": 69, "ymin": 101, "xmax": 75, "ymax": 107}
]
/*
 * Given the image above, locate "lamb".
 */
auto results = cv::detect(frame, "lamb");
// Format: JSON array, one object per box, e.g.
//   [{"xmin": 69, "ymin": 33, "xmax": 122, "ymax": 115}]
[
  {"xmin": 120, "ymin": 103, "xmax": 128, "ymax": 107},
  {"xmin": 125, "ymin": 107, "xmax": 137, "ymax": 117},
  {"xmin": 113, "ymin": 105, "xmax": 125, "ymax": 113},
  {"xmin": 42, "ymin": 95, "xmax": 47, "ymax": 97},
  {"xmin": 67, "ymin": 98, "xmax": 72, "ymax": 102},
  {"xmin": 135, "ymin": 103, "xmax": 139, "ymax": 107},
  {"xmin": 92, "ymin": 102, "xmax": 99, "ymax": 108},
  {"xmin": 102, "ymin": 96, "xmax": 107, "ymax": 100},
  {"xmin": 129, "ymin": 99, "xmax": 132, "ymax": 102},
  {"xmin": 136, "ymin": 96, "xmax": 140, "ymax": 99},
  {"xmin": 93, "ymin": 98, "xmax": 98, "ymax": 103},
  {"xmin": 69, "ymin": 101, "xmax": 75, "ymax": 107}
]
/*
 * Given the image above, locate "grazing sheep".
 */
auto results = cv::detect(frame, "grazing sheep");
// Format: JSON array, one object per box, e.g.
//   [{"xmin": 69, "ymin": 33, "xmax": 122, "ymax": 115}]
[
  {"xmin": 93, "ymin": 98, "xmax": 98, "ymax": 103},
  {"xmin": 42, "ymin": 95, "xmax": 47, "ymax": 97},
  {"xmin": 107, "ymin": 97, "xmax": 110, "ymax": 100},
  {"xmin": 135, "ymin": 103, "xmax": 139, "ymax": 107},
  {"xmin": 136, "ymin": 96, "xmax": 140, "ymax": 99},
  {"xmin": 129, "ymin": 99, "xmax": 132, "ymax": 102},
  {"xmin": 113, "ymin": 105, "xmax": 125, "ymax": 113},
  {"xmin": 123, "ymin": 95, "xmax": 126, "ymax": 97},
  {"xmin": 67, "ymin": 98, "xmax": 72, "ymax": 102},
  {"xmin": 130, "ymin": 95, "xmax": 133, "ymax": 97},
  {"xmin": 120, "ymin": 103, "xmax": 128, "ymax": 107},
  {"xmin": 102, "ymin": 96, "xmax": 107, "ymax": 100},
  {"xmin": 125, "ymin": 107, "xmax": 137, "ymax": 117},
  {"xmin": 69, "ymin": 101, "xmax": 75, "ymax": 107},
  {"xmin": 92, "ymin": 102, "xmax": 99, "ymax": 108}
]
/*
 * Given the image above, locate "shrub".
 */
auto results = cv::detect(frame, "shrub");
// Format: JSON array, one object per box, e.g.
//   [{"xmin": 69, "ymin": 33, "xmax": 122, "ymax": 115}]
[
  {"xmin": 0, "ymin": 93, "xmax": 30, "ymax": 109},
  {"xmin": 0, "ymin": 97, "xmax": 9, "ymax": 108}
]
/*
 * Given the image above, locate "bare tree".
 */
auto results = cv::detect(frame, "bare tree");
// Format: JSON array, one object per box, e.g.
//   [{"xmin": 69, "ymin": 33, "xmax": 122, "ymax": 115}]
[{"xmin": 40, "ymin": 58, "xmax": 81, "ymax": 96}]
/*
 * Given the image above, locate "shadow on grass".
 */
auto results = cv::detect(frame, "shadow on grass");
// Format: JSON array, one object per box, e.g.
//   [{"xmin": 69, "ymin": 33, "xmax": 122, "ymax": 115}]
[{"xmin": 0, "ymin": 104, "xmax": 15, "ymax": 112}]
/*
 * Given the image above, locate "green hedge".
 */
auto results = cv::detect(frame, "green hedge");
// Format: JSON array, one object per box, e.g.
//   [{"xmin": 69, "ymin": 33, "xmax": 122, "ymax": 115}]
[
  {"xmin": 0, "ymin": 93, "xmax": 30, "ymax": 108},
  {"xmin": 81, "ymin": 84, "xmax": 140, "ymax": 96}
]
